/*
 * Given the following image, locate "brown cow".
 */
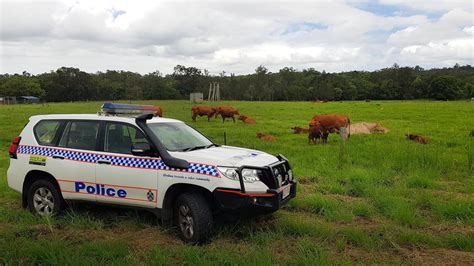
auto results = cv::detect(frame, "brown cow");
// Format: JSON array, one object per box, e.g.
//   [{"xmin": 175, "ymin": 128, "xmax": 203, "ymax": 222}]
[
  {"xmin": 215, "ymin": 106, "xmax": 240, "ymax": 123},
  {"xmin": 309, "ymin": 114, "xmax": 350, "ymax": 138},
  {"xmin": 308, "ymin": 125, "xmax": 329, "ymax": 144},
  {"xmin": 291, "ymin": 126, "xmax": 309, "ymax": 134},
  {"xmin": 191, "ymin": 105, "xmax": 216, "ymax": 122},
  {"xmin": 405, "ymin": 134, "xmax": 430, "ymax": 144},
  {"xmin": 238, "ymin": 115, "xmax": 256, "ymax": 124},
  {"xmin": 256, "ymin": 132, "xmax": 277, "ymax": 142},
  {"xmin": 154, "ymin": 106, "xmax": 163, "ymax": 117},
  {"xmin": 470, "ymin": 130, "xmax": 474, "ymax": 137}
]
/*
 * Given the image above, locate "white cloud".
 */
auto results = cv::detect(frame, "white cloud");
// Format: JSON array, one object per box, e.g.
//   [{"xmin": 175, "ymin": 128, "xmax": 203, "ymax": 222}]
[
  {"xmin": 0, "ymin": 0, "xmax": 473, "ymax": 74},
  {"xmin": 464, "ymin": 26, "xmax": 474, "ymax": 35},
  {"xmin": 400, "ymin": 38, "xmax": 474, "ymax": 62}
]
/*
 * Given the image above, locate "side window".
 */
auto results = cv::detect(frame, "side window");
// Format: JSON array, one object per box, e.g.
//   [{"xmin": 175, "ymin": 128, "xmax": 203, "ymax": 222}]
[
  {"xmin": 34, "ymin": 120, "xmax": 61, "ymax": 146},
  {"xmin": 59, "ymin": 121, "xmax": 99, "ymax": 151},
  {"xmin": 105, "ymin": 123, "xmax": 148, "ymax": 154}
]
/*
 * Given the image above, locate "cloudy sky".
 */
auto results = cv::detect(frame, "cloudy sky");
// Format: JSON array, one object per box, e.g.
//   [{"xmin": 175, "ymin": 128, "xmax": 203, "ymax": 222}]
[{"xmin": 0, "ymin": 0, "xmax": 473, "ymax": 75}]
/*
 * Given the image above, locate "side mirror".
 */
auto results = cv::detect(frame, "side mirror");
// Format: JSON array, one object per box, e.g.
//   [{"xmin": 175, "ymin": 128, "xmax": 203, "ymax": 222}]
[{"xmin": 131, "ymin": 143, "xmax": 152, "ymax": 156}]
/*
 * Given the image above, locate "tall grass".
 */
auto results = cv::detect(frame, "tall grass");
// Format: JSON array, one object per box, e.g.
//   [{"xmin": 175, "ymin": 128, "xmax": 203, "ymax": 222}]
[{"xmin": 0, "ymin": 100, "xmax": 473, "ymax": 264}]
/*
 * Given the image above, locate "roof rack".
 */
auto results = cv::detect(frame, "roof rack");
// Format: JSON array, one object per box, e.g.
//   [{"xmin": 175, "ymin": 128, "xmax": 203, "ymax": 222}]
[{"xmin": 99, "ymin": 103, "xmax": 160, "ymax": 117}]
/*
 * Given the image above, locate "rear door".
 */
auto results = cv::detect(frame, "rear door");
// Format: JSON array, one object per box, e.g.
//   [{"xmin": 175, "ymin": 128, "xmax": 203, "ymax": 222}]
[
  {"xmin": 47, "ymin": 120, "xmax": 100, "ymax": 202},
  {"xmin": 95, "ymin": 122, "xmax": 158, "ymax": 208}
]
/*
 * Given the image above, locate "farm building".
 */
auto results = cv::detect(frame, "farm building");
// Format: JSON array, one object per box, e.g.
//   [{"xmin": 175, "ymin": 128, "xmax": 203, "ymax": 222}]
[
  {"xmin": 16, "ymin": 96, "xmax": 40, "ymax": 104},
  {"xmin": 190, "ymin": 92, "xmax": 204, "ymax": 103},
  {"xmin": 0, "ymin": 97, "xmax": 17, "ymax": 105},
  {"xmin": 0, "ymin": 96, "xmax": 40, "ymax": 104}
]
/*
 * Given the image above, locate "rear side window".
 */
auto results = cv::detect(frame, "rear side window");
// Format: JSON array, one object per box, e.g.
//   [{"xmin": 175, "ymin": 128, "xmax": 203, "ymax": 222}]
[
  {"xmin": 59, "ymin": 121, "xmax": 99, "ymax": 151},
  {"xmin": 104, "ymin": 123, "xmax": 148, "ymax": 154},
  {"xmin": 34, "ymin": 120, "xmax": 61, "ymax": 146}
]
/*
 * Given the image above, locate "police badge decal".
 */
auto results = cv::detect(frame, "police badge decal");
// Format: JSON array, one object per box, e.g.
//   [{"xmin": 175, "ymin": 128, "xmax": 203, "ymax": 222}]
[{"xmin": 146, "ymin": 190, "xmax": 154, "ymax": 201}]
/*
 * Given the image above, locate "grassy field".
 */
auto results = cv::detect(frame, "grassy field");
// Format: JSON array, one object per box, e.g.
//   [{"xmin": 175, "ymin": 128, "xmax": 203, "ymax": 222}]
[{"xmin": 0, "ymin": 100, "xmax": 473, "ymax": 265}]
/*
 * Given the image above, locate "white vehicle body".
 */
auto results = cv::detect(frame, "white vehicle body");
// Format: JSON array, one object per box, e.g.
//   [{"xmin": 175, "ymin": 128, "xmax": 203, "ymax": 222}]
[{"xmin": 7, "ymin": 110, "xmax": 296, "ymax": 242}]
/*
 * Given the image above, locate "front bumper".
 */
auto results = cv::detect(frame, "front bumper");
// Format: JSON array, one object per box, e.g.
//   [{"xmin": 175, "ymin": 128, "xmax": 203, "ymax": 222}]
[
  {"xmin": 213, "ymin": 181, "xmax": 297, "ymax": 214},
  {"xmin": 213, "ymin": 154, "xmax": 296, "ymax": 215}
]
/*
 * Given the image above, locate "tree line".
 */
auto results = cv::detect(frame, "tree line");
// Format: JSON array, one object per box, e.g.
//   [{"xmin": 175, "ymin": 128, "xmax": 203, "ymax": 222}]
[{"xmin": 1, "ymin": 64, "xmax": 473, "ymax": 102}]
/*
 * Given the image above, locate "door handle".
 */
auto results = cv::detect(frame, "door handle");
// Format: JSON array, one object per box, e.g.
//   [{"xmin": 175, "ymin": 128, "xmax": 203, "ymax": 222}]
[
  {"xmin": 97, "ymin": 160, "xmax": 111, "ymax": 165},
  {"xmin": 52, "ymin": 155, "xmax": 64, "ymax": 160}
]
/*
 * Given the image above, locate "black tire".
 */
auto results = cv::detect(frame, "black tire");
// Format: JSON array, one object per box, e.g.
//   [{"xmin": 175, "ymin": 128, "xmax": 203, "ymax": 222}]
[
  {"xmin": 27, "ymin": 179, "xmax": 64, "ymax": 216},
  {"xmin": 174, "ymin": 193, "xmax": 213, "ymax": 244}
]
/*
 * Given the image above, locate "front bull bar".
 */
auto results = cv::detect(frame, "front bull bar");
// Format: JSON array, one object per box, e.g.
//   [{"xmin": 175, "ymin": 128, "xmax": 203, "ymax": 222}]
[{"xmin": 235, "ymin": 154, "xmax": 292, "ymax": 193}]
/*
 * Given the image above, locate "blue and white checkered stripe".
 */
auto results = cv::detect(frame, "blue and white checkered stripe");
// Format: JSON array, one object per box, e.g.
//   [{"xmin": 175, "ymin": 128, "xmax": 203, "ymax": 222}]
[{"xmin": 18, "ymin": 145, "xmax": 219, "ymax": 177}]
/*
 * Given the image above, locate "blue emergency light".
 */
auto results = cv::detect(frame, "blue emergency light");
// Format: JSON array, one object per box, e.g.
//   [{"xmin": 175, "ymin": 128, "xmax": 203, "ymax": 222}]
[{"xmin": 101, "ymin": 103, "xmax": 160, "ymax": 116}]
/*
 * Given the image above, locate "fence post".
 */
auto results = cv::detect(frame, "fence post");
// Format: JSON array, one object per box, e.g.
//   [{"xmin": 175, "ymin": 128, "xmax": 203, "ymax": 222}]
[{"xmin": 338, "ymin": 127, "xmax": 349, "ymax": 169}]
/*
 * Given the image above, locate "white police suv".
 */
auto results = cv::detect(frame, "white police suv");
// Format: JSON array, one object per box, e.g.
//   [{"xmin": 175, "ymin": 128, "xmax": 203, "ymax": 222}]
[{"xmin": 7, "ymin": 103, "xmax": 296, "ymax": 243}]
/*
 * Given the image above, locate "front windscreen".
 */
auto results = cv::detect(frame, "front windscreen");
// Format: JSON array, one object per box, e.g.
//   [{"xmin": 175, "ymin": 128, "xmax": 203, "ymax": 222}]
[{"xmin": 147, "ymin": 122, "xmax": 213, "ymax": 152}]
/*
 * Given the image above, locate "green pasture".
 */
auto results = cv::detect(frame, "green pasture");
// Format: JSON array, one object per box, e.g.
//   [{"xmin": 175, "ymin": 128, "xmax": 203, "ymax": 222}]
[{"xmin": 0, "ymin": 100, "xmax": 473, "ymax": 264}]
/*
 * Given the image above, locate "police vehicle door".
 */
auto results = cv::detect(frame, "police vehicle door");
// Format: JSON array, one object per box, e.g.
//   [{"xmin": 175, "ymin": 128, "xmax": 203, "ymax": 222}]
[
  {"xmin": 95, "ymin": 122, "xmax": 158, "ymax": 208},
  {"xmin": 48, "ymin": 120, "xmax": 100, "ymax": 202}
]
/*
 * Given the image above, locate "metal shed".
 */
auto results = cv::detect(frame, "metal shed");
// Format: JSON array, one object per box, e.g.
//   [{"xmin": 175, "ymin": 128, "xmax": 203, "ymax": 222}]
[
  {"xmin": 17, "ymin": 96, "xmax": 40, "ymax": 104},
  {"xmin": 190, "ymin": 92, "xmax": 203, "ymax": 103}
]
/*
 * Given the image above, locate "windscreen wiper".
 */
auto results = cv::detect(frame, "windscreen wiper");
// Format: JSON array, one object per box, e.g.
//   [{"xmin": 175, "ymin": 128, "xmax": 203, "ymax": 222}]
[
  {"xmin": 205, "ymin": 143, "xmax": 219, "ymax": 148},
  {"xmin": 181, "ymin": 144, "xmax": 219, "ymax": 152}
]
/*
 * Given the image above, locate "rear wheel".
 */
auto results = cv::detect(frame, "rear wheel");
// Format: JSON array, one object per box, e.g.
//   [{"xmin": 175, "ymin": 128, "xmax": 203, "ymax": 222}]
[
  {"xmin": 27, "ymin": 179, "xmax": 63, "ymax": 216},
  {"xmin": 174, "ymin": 193, "xmax": 213, "ymax": 244}
]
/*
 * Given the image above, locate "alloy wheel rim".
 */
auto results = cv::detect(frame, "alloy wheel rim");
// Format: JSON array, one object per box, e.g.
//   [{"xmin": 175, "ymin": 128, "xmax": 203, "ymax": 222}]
[
  {"xmin": 178, "ymin": 204, "xmax": 194, "ymax": 239},
  {"xmin": 33, "ymin": 187, "xmax": 54, "ymax": 215}
]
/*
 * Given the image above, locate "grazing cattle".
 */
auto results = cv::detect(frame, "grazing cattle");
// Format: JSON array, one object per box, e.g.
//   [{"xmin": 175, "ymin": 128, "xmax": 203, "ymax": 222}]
[
  {"xmin": 191, "ymin": 105, "xmax": 216, "ymax": 122},
  {"xmin": 215, "ymin": 106, "xmax": 240, "ymax": 123},
  {"xmin": 309, "ymin": 114, "xmax": 350, "ymax": 138},
  {"xmin": 470, "ymin": 130, "xmax": 474, "ymax": 137},
  {"xmin": 291, "ymin": 126, "xmax": 309, "ymax": 134},
  {"xmin": 405, "ymin": 134, "xmax": 430, "ymax": 144},
  {"xmin": 256, "ymin": 132, "xmax": 277, "ymax": 142},
  {"xmin": 238, "ymin": 115, "xmax": 256, "ymax": 124},
  {"xmin": 308, "ymin": 125, "xmax": 329, "ymax": 144},
  {"xmin": 154, "ymin": 106, "xmax": 163, "ymax": 117}
]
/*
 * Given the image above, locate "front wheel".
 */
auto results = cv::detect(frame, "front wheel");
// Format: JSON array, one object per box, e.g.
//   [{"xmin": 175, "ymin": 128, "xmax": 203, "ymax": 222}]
[
  {"xmin": 27, "ymin": 179, "xmax": 64, "ymax": 216},
  {"xmin": 174, "ymin": 193, "xmax": 213, "ymax": 244}
]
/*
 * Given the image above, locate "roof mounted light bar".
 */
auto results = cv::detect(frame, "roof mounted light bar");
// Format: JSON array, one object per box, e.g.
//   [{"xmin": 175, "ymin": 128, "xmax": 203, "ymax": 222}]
[{"xmin": 100, "ymin": 103, "xmax": 160, "ymax": 117}]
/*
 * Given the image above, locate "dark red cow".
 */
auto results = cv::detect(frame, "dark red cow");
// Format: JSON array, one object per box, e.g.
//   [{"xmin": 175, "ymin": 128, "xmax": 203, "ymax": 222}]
[
  {"xmin": 215, "ymin": 106, "xmax": 240, "ymax": 123},
  {"xmin": 191, "ymin": 106, "xmax": 216, "ymax": 122},
  {"xmin": 238, "ymin": 115, "xmax": 256, "ymax": 124},
  {"xmin": 291, "ymin": 126, "xmax": 309, "ymax": 134},
  {"xmin": 153, "ymin": 106, "xmax": 163, "ymax": 117},
  {"xmin": 309, "ymin": 114, "xmax": 350, "ymax": 138},
  {"xmin": 405, "ymin": 134, "xmax": 430, "ymax": 144},
  {"xmin": 308, "ymin": 125, "xmax": 329, "ymax": 144}
]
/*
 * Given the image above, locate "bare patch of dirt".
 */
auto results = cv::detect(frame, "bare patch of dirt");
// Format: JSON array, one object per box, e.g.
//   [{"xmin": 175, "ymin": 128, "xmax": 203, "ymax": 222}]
[
  {"xmin": 297, "ymin": 178, "xmax": 316, "ymax": 185},
  {"xmin": 329, "ymin": 194, "xmax": 365, "ymax": 203},
  {"xmin": 30, "ymin": 224, "xmax": 54, "ymax": 235},
  {"xmin": 428, "ymin": 223, "xmax": 474, "ymax": 236},
  {"xmin": 334, "ymin": 217, "xmax": 383, "ymax": 230},
  {"xmin": 0, "ymin": 223, "xmax": 13, "ymax": 230},
  {"xmin": 340, "ymin": 246, "xmax": 474, "ymax": 265},
  {"xmin": 429, "ymin": 189, "xmax": 472, "ymax": 199},
  {"xmin": 411, "ymin": 248, "xmax": 474, "ymax": 265},
  {"xmin": 119, "ymin": 227, "xmax": 181, "ymax": 251},
  {"xmin": 49, "ymin": 225, "xmax": 179, "ymax": 250},
  {"xmin": 0, "ymin": 198, "xmax": 22, "ymax": 209},
  {"xmin": 341, "ymin": 247, "xmax": 407, "ymax": 264},
  {"xmin": 266, "ymin": 238, "xmax": 299, "ymax": 261}
]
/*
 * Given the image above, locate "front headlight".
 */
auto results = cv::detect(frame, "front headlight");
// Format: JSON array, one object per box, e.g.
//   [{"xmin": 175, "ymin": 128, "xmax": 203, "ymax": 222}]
[{"xmin": 217, "ymin": 167, "xmax": 261, "ymax": 183}]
